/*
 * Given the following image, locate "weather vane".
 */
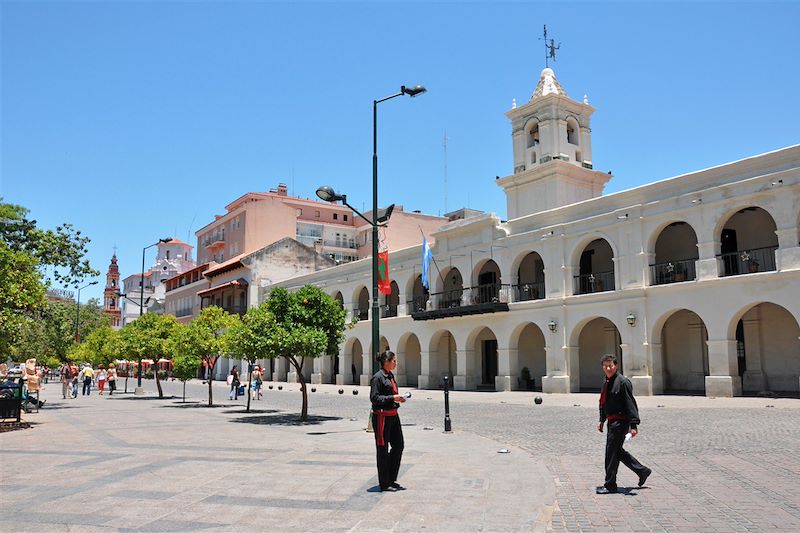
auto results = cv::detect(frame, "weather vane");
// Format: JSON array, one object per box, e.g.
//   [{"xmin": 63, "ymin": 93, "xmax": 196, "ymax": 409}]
[{"xmin": 540, "ymin": 25, "xmax": 561, "ymax": 68}]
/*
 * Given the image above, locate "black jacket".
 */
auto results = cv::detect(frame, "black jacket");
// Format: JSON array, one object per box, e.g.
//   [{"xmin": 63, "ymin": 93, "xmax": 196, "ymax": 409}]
[
  {"xmin": 599, "ymin": 372, "xmax": 640, "ymax": 429},
  {"xmin": 370, "ymin": 369, "xmax": 398, "ymax": 410}
]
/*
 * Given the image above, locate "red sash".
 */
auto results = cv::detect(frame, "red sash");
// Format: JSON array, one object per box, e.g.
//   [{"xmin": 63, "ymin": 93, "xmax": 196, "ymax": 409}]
[{"xmin": 375, "ymin": 375, "xmax": 400, "ymax": 446}]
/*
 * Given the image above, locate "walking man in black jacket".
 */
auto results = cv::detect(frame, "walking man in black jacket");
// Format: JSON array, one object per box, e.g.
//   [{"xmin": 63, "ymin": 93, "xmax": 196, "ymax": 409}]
[{"xmin": 596, "ymin": 354, "xmax": 652, "ymax": 494}]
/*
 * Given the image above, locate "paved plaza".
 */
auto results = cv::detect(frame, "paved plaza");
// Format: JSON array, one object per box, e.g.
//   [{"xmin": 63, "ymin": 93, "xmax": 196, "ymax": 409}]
[{"xmin": 2, "ymin": 379, "xmax": 800, "ymax": 532}]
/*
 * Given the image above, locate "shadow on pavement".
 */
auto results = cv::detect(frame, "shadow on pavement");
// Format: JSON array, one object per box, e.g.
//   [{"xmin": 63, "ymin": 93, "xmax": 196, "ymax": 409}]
[
  {"xmin": 229, "ymin": 413, "xmax": 342, "ymax": 426},
  {"xmin": 160, "ymin": 403, "xmax": 235, "ymax": 409},
  {"xmin": 113, "ymin": 395, "xmax": 177, "ymax": 401},
  {"xmin": 224, "ymin": 409, "xmax": 281, "ymax": 414}
]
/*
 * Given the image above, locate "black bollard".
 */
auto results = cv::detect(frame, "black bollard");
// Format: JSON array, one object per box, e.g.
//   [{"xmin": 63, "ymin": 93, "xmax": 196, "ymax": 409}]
[
  {"xmin": 268, "ymin": 385, "xmax": 273, "ymax": 390},
  {"xmin": 443, "ymin": 375, "xmax": 452, "ymax": 432},
  {"xmin": 278, "ymin": 385, "xmax": 283, "ymax": 390},
  {"xmin": 338, "ymin": 388, "xmax": 344, "ymax": 395},
  {"xmin": 352, "ymin": 389, "xmax": 358, "ymax": 395},
  {"xmin": 311, "ymin": 387, "xmax": 316, "ymax": 393},
  {"xmin": 534, "ymin": 396, "xmax": 543, "ymax": 405}
]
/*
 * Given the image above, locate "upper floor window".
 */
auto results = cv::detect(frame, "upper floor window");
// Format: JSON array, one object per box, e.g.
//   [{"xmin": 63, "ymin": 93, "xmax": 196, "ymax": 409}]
[
  {"xmin": 333, "ymin": 213, "xmax": 338, "ymax": 220},
  {"xmin": 344, "ymin": 214, "xmax": 348, "ymax": 222},
  {"xmin": 315, "ymin": 210, "xmax": 320, "ymax": 218},
  {"xmin": 296, "ymin": 208, "xmax": 303, "ymax": 216}
]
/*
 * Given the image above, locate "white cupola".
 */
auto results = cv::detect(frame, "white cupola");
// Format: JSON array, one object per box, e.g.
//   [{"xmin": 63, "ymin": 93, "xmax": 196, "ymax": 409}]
[{"xmin": 497, "ymin": 67, "xmax": 611, "ymax": 219}]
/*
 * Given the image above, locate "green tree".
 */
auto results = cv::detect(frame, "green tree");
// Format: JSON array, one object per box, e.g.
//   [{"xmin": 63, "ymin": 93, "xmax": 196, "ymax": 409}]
[
  {"xmin": 172, "ymin": 352, "xmax": 201, "ymax": 403},
  {"xmin": 70, "ymin": 326, "xmax": 120, "ymax": 368},
  {"xmin": 1, "ymin": 199, "xmax": 99, "ymax": 353},
  {"xmin": 171, "ymin": 306, "xmax": 237, "ymax": 406},
  {"xmin": 264, "ymin": 286, "xmax": 347, "ymax": 421},
  {"xmin": 227, "ymin": 304, "xmax": 276, "ymax": 412},
  {"xmin": 118, "ymin": 313, "xmax": 179, "ymax": 398}
]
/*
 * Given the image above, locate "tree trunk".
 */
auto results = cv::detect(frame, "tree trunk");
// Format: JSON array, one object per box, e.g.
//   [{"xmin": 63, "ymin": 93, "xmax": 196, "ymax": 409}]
[
  {"xmin": 182, "ymin": 381, "xmax": 186, "ymax": 403},
  {"xmin": 207, "ymin": 357, "xmax": 216, "ymax": 407},
  {"xmin": 290, "ymin": 356, "xmax": 308, "ymax": 422},
  {"xmin": 155, "ymin": 366, "xmax": 164, "ymax": 398},
  {"xmin": 246, "ymin": 364, "xmax": 253, "ymax": 412},
  {"xmin": 124, "ymin": 376, "xmax": 129, "ymax": 393}
]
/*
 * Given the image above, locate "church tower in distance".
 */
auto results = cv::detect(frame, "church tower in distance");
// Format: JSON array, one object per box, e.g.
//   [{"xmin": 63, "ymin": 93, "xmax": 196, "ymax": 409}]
[{"xmin": 103, "ymin": 254, "xmax": 122, "ymax": 329}]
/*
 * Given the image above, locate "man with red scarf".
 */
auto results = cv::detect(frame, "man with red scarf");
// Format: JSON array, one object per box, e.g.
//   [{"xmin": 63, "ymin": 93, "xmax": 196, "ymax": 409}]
[
  {"xmin": 596, "ymin": 353, "xmax": 652, "ymax": 494},
  {"xmin": 370, "ymin": 350, "xmax": 406, "ymax": 492}
]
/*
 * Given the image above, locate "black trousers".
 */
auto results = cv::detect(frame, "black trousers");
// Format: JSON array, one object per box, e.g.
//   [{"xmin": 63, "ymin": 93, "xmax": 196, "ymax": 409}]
[
  {"xmin": 372, "ymin": 413, "xmax": 404, "ymax": 489},
  {"xmin": 605, "ymin": 420, "xmax": 648, "ymax": 489}
]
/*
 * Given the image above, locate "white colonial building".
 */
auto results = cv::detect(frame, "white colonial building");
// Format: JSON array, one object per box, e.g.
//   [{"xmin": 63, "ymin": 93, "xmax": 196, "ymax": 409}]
[{"xmin": 266, "ymin": 68, "xmax": 800, "ymax": 398}]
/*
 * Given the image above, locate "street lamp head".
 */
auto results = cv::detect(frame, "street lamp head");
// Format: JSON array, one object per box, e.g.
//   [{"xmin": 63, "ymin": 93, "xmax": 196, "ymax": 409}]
[
  {"xmin": 89, "ymin": 281, "xmax": 99, "ymax": 286},
  {"xmin": 401, "ymin": 85, "xmax": 427, "ymax": 97},
  {"xmin": 316, "ymin": 185, "xmax": 345, "ymax": 203}
]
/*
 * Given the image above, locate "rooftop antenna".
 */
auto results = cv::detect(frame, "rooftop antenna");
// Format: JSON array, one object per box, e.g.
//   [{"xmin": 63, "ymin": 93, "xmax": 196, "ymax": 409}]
[
  {"xmin": 443, "ymin": 130, "xmax": 449, "ymax": 215},
  {"xmin": 540, "ymin": 25, "xmax": 561, "ymax": 68},
  {"xmin": 186, "ymin": 212, "xmax": 196, "ymax": 243}
]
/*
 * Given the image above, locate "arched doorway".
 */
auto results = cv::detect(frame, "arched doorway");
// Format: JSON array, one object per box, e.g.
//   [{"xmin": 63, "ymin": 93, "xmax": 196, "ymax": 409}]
[
  {"xmin": 350, "ymin": 339, "xmax": 363, "ymax": 385},
  {"xmin": 474, "ymin": 260, "xmax": 501, "ymax": 304},
  {"xmin": 437, "ymin": 267, "xmax": 463, "ymax": 309},
  {"xmin": 719, "ymin": 207, "xmax": 778, "ymax": 276},
  {"xmin": 661, "ymin": 310, "xmax": 708, "ymax": 394},
  {"xmin": 516, "ymin": 252, "xmax": 545, "ymax": 301},
  {"xmin": 578, "ymin": 317, "xmax": 622, "ymax": 391},
  {"xmin": 516, "ymin": 323, "xmax": 546, "ymax": 391},
  {"xmin": 651, "ymin": 222, "xmax": 699, "ymax": 284},
  {"xmin": 575, "ymin": 239, "xmax": 615, "ymax": 294},
  {"xmin": 472, "ymin": 327, "xmax": 498, "ymax": 390},
  {"xmin": 735, "ymin": 303, "xmax": 800, "ymax": 394},
  {"xmin": 408, "ymin": 274, "xmax": 429, "ymax": 312},
  {"xmin": 356, "ymin": 287, "xmax": 369, "ymax": 320},
  {"xmin": 382, "ymin": 281, "xmax": 399, "ymax": 317}
]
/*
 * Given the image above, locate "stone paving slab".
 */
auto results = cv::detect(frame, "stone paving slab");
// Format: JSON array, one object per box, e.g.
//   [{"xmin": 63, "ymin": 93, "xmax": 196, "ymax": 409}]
[{"xmin": 0, "ymin": 383, "xmax": 554, "ymax": 532}]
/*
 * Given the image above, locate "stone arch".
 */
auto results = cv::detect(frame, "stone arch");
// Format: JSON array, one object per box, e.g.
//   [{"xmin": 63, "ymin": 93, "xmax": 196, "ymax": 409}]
[
  {"xmin": 406, "ymin": 273, "xmax": 429, "ymax": 312},
  {"xmin": 570, "ymin": 317, "xmax": 623, "ymax": 391},
  {"xmin": 428, "ymin": 329, "xmax": 457, "ymax": 386},
  {"xmin": 435, "ymin": 266, "xmax": 464, "ymax": 308},
  {"xmin": 510, "ymin": 321, "xmax": 546, "ymax": 391},
  {"xmin": 716, "ymin": 206, "xmax": 779, "ymax": 276},
  {"xmin": 332, "ymin": 290, "xmax": 344, "ymax": 309},
  {"xmin": 727, "ymin": 302, "xmax": 800, "ymax": 394},
  {"xmin": 466, "ymin": 325, "xmax": 499, "ymax": 389},
  {"xmin": 397, "ymin": 332, "xmax": 421, "ymax": 387},
  {"xmin": 649, "ymin": 221, "xmax": 700, "ymax": 284},
  {"xmin": 566, "ymin": 115, "xmax": 580, "ymax": 145},
  {"xmin": 513, "ymin": 251, "xmax": 546, "ymax": 301},
  {"xmin": 382, "ymin": 280, "xmax": 400, "ymax": 317},
  {"xmin": 354, "ymin": 286, "xmax": 369, "ymax": 320},
  {"xmin": 472, "ymin": 259, "xmax": 501, "ymax": 304},
  {"xmin": 344, "ymin": 337, "xmax": 364, "ymax": 386},
  {"xmin": 570, "ymin": 236, "xmax": 617, "ymax": 294},
  {"xmin": 657, "ymin": 309, "xmax": 709, "ymax": 394}
]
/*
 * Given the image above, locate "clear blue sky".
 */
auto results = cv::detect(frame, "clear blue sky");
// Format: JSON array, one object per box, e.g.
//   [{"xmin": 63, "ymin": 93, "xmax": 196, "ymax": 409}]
[{"xmin": 2, "ymin": 1, "xmax": 799, "ymax": 303}]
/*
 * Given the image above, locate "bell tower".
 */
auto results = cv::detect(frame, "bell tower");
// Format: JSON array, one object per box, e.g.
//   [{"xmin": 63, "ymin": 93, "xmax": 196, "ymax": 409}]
[
  {"xmin": 497, "ymin": 67, "xmax": 611, "ymax": 219},
  {"xmin": 103, "ymin": 253, "xmax": 122, "ymax": 329}
]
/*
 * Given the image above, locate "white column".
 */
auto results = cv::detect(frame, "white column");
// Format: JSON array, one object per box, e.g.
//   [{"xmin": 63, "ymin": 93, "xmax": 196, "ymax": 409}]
[
  {"xmin": 705, "ymin": 339, "xmax": 742, "ymax": 397},
  {"xmin": 337, "ymin": 353, "xmax": 352, "ymax": 385},
  {"xmin": 775, "ymin": 228, "xmax": 800, "ymax": 271},
  {"xmin": 454, "ymin": 347, "xmax": 477, "ymax": 390},
  {"xmin": 542, "ymin": 343, "xmax": 572, "ymax": 393},
  {"xmin": 495, "ymin": 347, "xmax": 519, "ymax": 391},
  {"xmin": 417, "ymin": 350, "xmax": 434, "ymax": 389},
  {"xmin": 395, "ymin": 346, "xmax": 408, "ymax": 387},
  {"xmin": 696, "ymin": 240, "xmax": 720, "ymax": 281},
  {"xmin": 647, "ymin": 343, "xmax": 665, "ymax": 394},
  {"xmin": 360, "ymin": 353, "xmax": 371, "ymax": 386},
  {"xmin": 273, "ymin": 357, "xmax": 288, "ymax": 382}
]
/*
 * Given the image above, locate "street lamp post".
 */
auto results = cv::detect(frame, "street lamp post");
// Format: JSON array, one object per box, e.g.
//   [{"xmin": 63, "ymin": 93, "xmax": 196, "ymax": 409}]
[
  {"xmin": 317, "ymin": 83, "xmax": 426, "ymax": 381},
  {"xmin": 74, "ymin": 281, "xmax": 99, "ymax": 343},
  {"xmin": 134, "ymin": 237, "xmax": 173, "ymax": 395}
]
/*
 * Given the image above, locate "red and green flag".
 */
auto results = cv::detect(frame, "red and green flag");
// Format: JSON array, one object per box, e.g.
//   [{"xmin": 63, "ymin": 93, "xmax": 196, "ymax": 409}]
[{"xmin": 378, "ymin": 251, "xmax": 391, "ymax": 295}]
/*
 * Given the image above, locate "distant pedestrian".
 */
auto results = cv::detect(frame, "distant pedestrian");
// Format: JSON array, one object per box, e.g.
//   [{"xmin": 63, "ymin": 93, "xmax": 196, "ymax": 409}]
[
  {"xmin": 251, "ymin": 365, "xmax": 263, "ymax": 400},
  {"xmin": 97, "ymin": 366, "xmax": 107, "ymax": 395},
  {"xmin": 228, "ymin": 366, "xmax": 240, "ymax": 400},
  {"xmin": 82, "ymin": 365, "xmax": 94, "ymax": 396},
  {"xmin": 60, "ymin": 363, "xmax": 72, "ymax": 399},
  {"xmin": 596, "ymin": 354, "xmax": 652, "ymax": 494},
  {"xmin": 107, "ymin": 364, "xmax": 117, "ymax": 395},
  {"xmin": 352, "ymin": 363, "xmax": 358, "ymax": 385},
  {"xmin": 70, "ymin": 363, "xmax": 79, "ymax": 398},
  {"xmin": 370, "ymin": 350, "xmax": 406, "ymax": 492}
]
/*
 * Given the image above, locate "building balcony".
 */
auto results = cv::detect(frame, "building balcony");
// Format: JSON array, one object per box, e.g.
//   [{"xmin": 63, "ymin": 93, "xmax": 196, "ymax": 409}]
[
  {"xmin": 202, "ymin": 233, "xmax": 225, "ymax": 248},
  {"xmin": 573, "ymin": 271, "xmax": 615, "ymax": 295},
  {"xmin": 718, "ymin": 246, "xmax": 778, "ymax": 277},
  {"xmin": 513, "ymin": 281, "xmax": 545, "ymax": 302},
  {"xmin": 650, "ymin": 258, "xmax": 697, "ymax": 285}
]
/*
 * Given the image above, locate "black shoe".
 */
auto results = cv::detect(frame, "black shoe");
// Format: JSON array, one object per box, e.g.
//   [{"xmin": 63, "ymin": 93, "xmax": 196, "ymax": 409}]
[
  {"xmin": 390, "ymin": 483, "xmax": 406, "ymax": 490},
  {"xmin": 380, "ymin": 486, "xmax": 396, "ymax": 492},
  {"xmin": 596, "ymin": 486, "xmax": 617, "ymax": 494},
  {"xmin": 638, "ymin": 468, "xmax": 652, "ymax": 487}
]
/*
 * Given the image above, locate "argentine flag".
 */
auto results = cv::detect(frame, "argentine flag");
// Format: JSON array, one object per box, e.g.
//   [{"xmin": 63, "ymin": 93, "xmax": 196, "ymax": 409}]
[{"xmin": 421, "ymin": 237, "xmax": 432, "ymax": 290}]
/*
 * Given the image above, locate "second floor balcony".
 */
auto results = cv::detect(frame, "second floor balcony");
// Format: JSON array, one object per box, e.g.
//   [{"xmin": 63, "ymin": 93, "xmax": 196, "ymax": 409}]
[
  {"xmin": 574, "ymin": 271, "xmax": 615, "ymax": 295},
  {"xmin": 651, "ymin": 258, "xmax": 697, "ymax": 285},
  {"xmin": 718, "ymin": 246, "xmax": 778, "ymax": 277}
]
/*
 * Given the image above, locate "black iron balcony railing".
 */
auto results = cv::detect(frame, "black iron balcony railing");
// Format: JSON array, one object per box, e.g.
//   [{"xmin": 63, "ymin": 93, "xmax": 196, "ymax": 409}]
[
  {"xmin": 202, "ymin": 233, "xmax": 225, "ymax": 247},
  {"xmin": 513, "ymin": 281, "xmax": 545, "ymax": 302},
  {"xmin": 573, "ymin": 271, "xmax": 615, "ymax": 294},
  {"xmin": 432, "ymin": 288, "xmax": 464, "ymax": 309},
  {"xmin": 380, "ymin": 304, "xmax": 398, "ymax": 318},
  {"xmin": 322, "ymin": 238, "xmax": 358, "ymax": 250},
  {"xmin": 718, "ymin": 246, "xmax": 778, "ymax": 277},
  {"xmin": 353, "ymin": 307, "xmax": 369, "ymax": 320},
  {"xmin": 407, "ymin": 296, "xmax": 429, "ymax": 313},
  {"xmin": 471, "ymin": 283, "xmax": 503, "ymax": 304},
  {"xmin": 650, "ymin": 258, "xmax": 697, "ymax": 285}
]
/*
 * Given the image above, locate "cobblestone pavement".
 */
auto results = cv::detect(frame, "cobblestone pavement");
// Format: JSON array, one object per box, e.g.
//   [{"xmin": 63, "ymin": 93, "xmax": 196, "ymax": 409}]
[
  {"xmin": 161, "ymin": 379, "xmax": 800, "ymax": 532},
  {"xmin": 4, "ymin": 378, "xmax": 800, "ymax": 532}
]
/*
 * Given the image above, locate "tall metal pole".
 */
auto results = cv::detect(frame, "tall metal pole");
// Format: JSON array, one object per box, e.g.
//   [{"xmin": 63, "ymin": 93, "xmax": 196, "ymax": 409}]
[
  {"xmin": 137, "ymin": 244, "xmax": 146, "ymax": 389},
  {"xmin": 371, "ymin": 99, "xmax": 380, "ymax": 376}
]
